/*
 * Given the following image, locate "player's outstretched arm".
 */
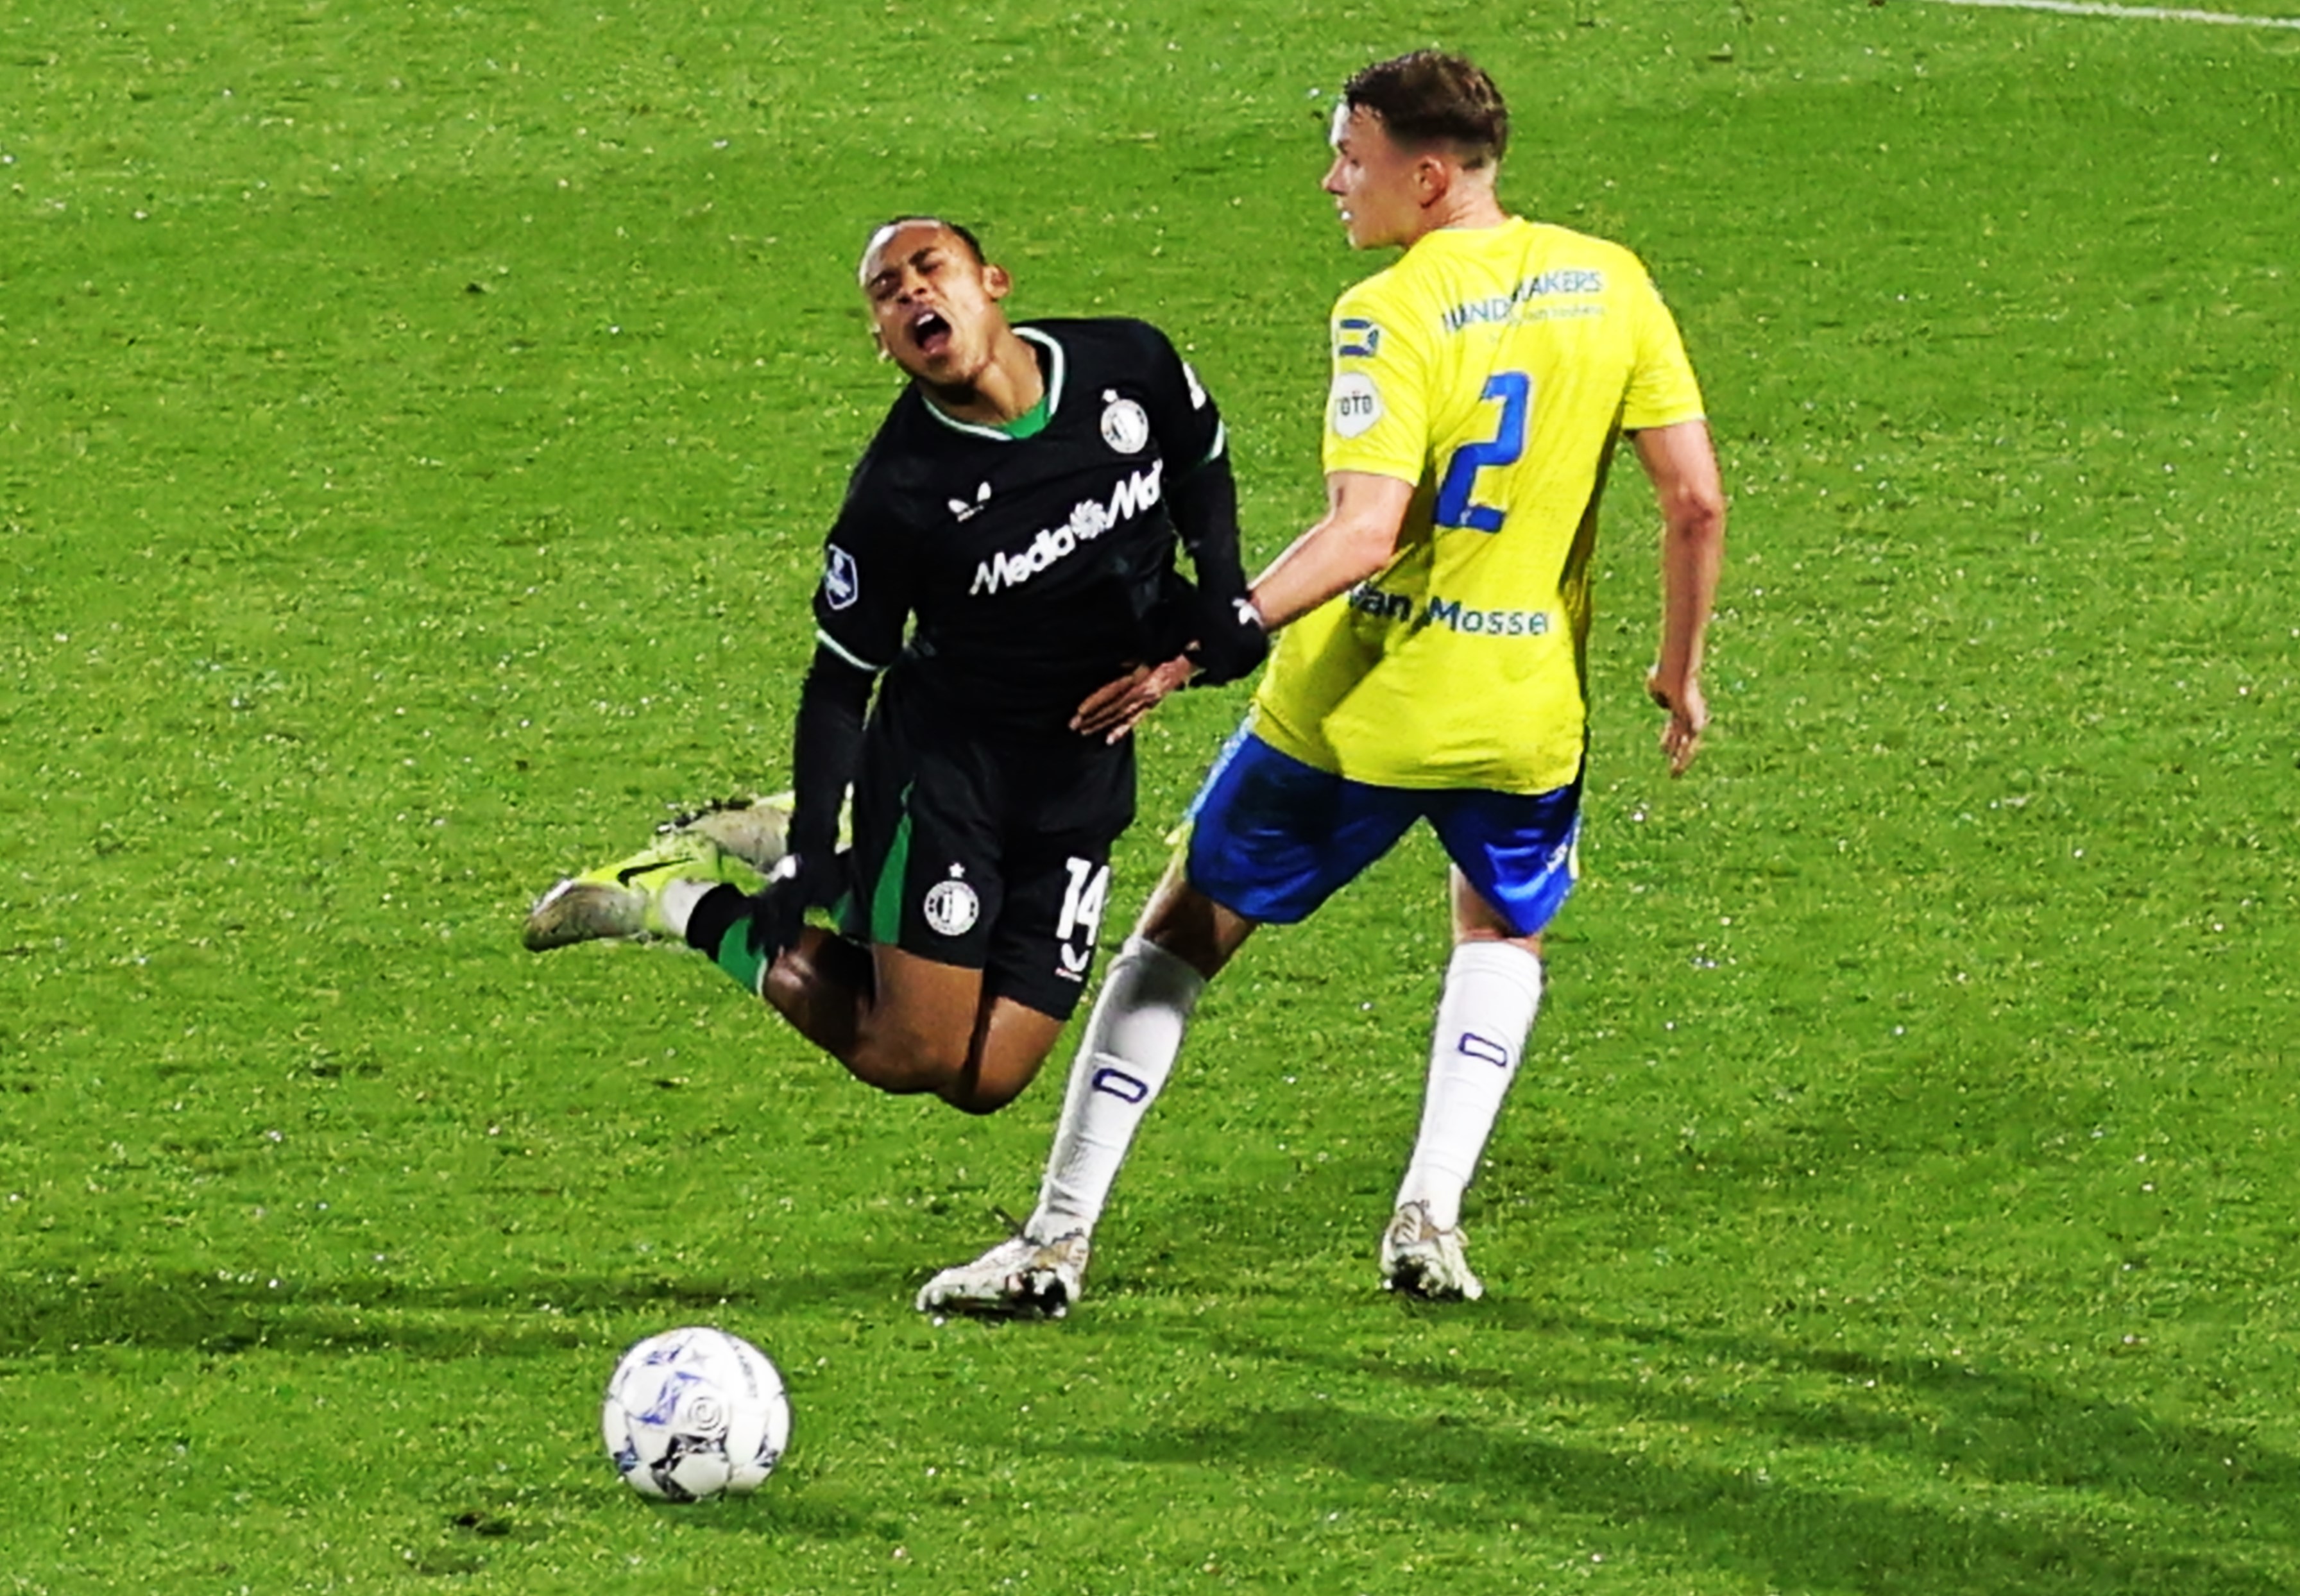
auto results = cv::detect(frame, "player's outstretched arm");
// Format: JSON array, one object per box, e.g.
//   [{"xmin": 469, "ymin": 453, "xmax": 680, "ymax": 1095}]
[
  {"xmin": 1071, "ymin": 468, "xmax": 1411, "ymax": 743},
  {"xmin": 1632, "ymin": 420, "xmax": 1726, "ymax": 777},
  {"xmin": 1246, "ymin": 470, "xmax": 1415, "ymax": 631},
  {"xmin": 1071, "ymin": 450, "xmax": 1265, "ymax": 743},
  {"xmin": 758, "ymin": 645, "xmax": 875, "ymax": 952},
  {"xmin": 1168, "ymin": 450, "xmax": 1267, "ymax": 689}
]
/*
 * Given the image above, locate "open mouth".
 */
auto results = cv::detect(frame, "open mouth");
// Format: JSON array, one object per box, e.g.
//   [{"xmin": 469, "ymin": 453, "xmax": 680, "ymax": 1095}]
[{"xmin": 909, "ymin": 309, "xmax": 952, "ymax": 357}]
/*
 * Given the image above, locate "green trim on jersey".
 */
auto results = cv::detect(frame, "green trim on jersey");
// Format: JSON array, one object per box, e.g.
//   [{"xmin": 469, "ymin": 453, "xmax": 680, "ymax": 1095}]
[
  {"xmin": 919, "ymin": 326, "xmax": 1066, "ymax": 442},
  {"xmin": 869, "ymin": 791, "xmax": 917, "ymax": 944},
  {"xmin": 997, "ymin": 391, "xmax": 1052, "ymax": 439}
]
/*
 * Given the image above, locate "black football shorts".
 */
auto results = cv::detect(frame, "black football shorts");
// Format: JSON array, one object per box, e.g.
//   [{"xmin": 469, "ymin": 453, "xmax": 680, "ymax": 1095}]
[{"xmin": 839, "ymin": 713, "xmax": 1135, "ymax": 1020}]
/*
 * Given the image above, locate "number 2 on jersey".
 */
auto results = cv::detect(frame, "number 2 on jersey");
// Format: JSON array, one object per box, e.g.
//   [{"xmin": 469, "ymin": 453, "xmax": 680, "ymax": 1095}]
[{"xmin": 1433, "ymin": 370, "xmax": 1532, "ymax": 533}]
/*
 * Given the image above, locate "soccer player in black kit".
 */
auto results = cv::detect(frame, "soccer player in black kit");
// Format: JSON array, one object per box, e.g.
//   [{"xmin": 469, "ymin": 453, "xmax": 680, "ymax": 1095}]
[{"xmin": 524, "ymin": 217, "xmax": 1265, "ymax": 1114}]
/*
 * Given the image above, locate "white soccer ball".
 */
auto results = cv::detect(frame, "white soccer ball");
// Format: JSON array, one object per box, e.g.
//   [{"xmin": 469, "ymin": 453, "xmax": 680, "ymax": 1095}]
[{"xmin": 601, "ymin": 1326, "xmax": 792, "ymax": 1501}]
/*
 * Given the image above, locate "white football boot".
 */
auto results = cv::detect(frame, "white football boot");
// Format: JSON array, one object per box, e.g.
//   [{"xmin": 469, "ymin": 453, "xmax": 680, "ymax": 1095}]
[
  {"xmin": 663, "ymin": 794, "xmax": 795, "ymax": 876},
  {"xmin": 917, "ymin": 1230, "xmax": 1092, "ymax": 1319},
  {"xmin": 1379, "ymin": 1201, "xmax": 1485, "ymax": 1302}
]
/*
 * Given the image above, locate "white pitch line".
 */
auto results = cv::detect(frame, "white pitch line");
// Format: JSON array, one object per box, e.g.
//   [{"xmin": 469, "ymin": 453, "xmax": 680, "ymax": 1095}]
[{"xmin": 1932, "ymin": 0, "xmax": 2300, "ymax": 26}]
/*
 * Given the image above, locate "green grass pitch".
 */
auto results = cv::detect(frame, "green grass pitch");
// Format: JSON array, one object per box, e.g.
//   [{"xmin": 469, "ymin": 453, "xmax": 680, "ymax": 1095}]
[{"xmin": 5, "ymin": 0, "xmax": 2298, "ymax": 1589}]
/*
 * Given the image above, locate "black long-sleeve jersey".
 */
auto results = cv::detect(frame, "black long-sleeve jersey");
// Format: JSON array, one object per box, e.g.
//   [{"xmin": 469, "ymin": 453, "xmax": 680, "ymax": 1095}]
[{"xmin": 809, "ymin": 317, "xmax": 1236, "ymax": 736}]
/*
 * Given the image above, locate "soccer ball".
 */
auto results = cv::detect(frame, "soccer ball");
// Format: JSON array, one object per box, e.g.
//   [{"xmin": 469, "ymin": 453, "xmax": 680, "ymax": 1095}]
[{"xmin": 601, "ymin": 1326, "xmax": 792, "ymax": 1501}]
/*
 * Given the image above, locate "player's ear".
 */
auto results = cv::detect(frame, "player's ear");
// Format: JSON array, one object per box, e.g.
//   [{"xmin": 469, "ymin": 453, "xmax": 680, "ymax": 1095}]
[
  {"xmin": 982, "ymin": 262, "xmax": 1014, "ymax": 301},
  {"xmin": 869, "ymin": 324, "xmax": 892, "ymax": 362},
  {"xmin": 1415, "ymin": 154, "xmax": 1450, "ymax": 207}
]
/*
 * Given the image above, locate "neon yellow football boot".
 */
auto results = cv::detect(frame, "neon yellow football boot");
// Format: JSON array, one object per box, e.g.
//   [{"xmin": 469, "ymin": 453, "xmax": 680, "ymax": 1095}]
[{"xmin": 523, "ymin": 832, "xmax": 763, "ymax": 952}]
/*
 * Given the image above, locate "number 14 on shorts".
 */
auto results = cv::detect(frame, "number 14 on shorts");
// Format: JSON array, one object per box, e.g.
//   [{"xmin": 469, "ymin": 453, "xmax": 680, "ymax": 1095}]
[{"xmin": 1057, "ymin": 857, "xmax": 1111, "ymax": 979}]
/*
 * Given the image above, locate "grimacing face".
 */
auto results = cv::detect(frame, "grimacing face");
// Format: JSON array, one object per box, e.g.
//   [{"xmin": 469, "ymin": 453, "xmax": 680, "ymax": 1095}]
[
  {"xmin": 1321, "ymin": 103, "xmax": 1428, "ymax": 250},
  {"xmin": 857, "ymin": 220, "xmax": 1014, "ymax": 388}
]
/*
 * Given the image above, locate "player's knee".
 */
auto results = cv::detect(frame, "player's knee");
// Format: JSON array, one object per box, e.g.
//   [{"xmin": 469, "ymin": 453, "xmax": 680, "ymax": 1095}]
[
  {"xmin": 1139, "ymin": 883, "xmax": 1244, "ymax": 980},
  {"xmin": 849, "ymin": 1026, "xmax": 969, "ymax": 1096},
  {"xmin": 940, "ymin": 1082, "xmax": 1016, "ymax": 1117},
  {"xmin": 760, "ymin": 956, "xmax": 806, "ymax": 1014},
  {"xmin": 941, "ymin": 1064, "xmax": 1036, "ymax": 1117}
]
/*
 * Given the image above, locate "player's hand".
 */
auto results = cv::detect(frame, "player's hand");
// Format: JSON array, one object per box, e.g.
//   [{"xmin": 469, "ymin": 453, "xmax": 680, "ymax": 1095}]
[
  {"xmin": 1646, "ymin": 667, "xmax": 1708, "ymax": 777},
  {"xmin": 1185, "ymin": 593, "xmax": 1268, "ymax": 687},
  {"xmin": 1073, "ymin": 656, "xmax": 1195, "ymax": 743},
  {"xmin": 749, "ymin": 852, "xmax": 837, "ymax": 962}
]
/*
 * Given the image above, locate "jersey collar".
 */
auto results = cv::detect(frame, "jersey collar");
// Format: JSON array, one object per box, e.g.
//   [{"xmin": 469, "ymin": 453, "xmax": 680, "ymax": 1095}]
[{"xmin": 920, "ymin": 325, "xmax": 1065, "ymax": 442}]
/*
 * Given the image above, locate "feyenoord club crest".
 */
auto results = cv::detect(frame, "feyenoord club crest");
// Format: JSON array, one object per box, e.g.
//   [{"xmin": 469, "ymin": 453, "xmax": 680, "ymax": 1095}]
[
  {"xmin": 1099, "ymin": 391, "xmax": 1150, "ymax": 454},
  {"xmin": 922, "ymin": 872, "xmax": 980, "ymax": 937}
]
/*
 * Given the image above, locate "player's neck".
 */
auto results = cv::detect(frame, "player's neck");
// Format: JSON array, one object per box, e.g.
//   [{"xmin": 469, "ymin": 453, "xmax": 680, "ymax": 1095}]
[
  {"xmin": 921, "ymin": 328, "xmax": 1046, "ymax": 428},
  {"xmin": 1406, "ymin": 187, "xmax": 1511, "ymax": 246}
]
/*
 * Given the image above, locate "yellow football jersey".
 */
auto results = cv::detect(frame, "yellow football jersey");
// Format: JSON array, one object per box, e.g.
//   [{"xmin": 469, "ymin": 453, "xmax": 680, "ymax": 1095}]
[{"xmin": 1252, "ymin": 216, "xmax": 1706, "ymax": 794}]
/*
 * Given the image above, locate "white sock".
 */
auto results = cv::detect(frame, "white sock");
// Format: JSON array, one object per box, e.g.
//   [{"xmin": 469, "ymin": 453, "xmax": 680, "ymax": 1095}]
[
  {"xmin": 656, "ymin": 877, "xmax": 716, "ymax": 940},
  {"xmin": 1396, "ymin": 941, "xmax": 1544, "ymax": 1231},
  {"xmin": 1030, "ymin": 937, "xmax": 1206, "ymax": 1239}
]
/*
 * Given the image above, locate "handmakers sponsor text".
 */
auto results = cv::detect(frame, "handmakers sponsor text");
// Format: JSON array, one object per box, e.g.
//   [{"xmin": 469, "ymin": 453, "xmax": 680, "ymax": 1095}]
[{"xmin": 1440, "ymin": 269, "xmax": 1607, "ymax": 335}]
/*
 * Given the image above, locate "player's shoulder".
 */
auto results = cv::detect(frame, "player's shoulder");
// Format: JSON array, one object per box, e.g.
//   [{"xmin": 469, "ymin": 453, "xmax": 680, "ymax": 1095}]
[
  {"xmin": 836, "ymin": 391, "xmax": 939, "ymax": 523},
  {"xmin": 1455, "ymin": 220, "xmax": 1675, "ymax": 323},
  {"xmin": 1334, "ymin": 224, "xmax": 1542, "ymax": 332},
  {"xmin": 1027, "ymin": 317, "xmax": 1207, "ymax": 418},
  {"xmin": 1523, "ymin": 218, "xmax": 1641, "ymax": 259},
  {"xmin": 1332, "ymin": 255, "xmax": 1415, "ymax": 319},
  {"xmin": 848, "ymin": 388, "xmax": 927, "ymax": 472},
  {"xmin": 1515, "ymin": 221, "xmax": 1664, "ymax": 293}
]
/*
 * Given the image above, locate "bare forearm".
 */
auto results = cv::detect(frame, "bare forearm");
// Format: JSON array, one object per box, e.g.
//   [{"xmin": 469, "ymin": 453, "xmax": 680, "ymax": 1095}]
[
  {"xmin": 1635, "ymin": 421, "xmax": 1726, "ymax": 695},
  {"xmin": 1248, "ymin": 523, "xmax": 1380, "ymax": 629},
  {"xmin": 1246, "ymin": 471, "xmax": 1415, "ymax": 631},
  {"xmin": 1657, "ymin": 499, "xmax": 1724, "ymax": 688}
]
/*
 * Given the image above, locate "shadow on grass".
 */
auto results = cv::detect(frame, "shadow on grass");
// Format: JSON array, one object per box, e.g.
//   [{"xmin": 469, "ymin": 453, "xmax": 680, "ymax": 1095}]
[
  {"xmin": 0, "ymin": 1266, "xmax": 902, "ymax": 1359},
  {"xmin": 587, "ymin": 1491, "xmax": 894, "ymax": 1547},
  {"xmin": 1057, "ymin": 1403, "xmax": 2283, "ymax": 1595},
  {"xmin": 1145, "ymin": 1313, "xmax": 2299, "ymax": 1595},
  {"xmin": 1228, "ymin": 1308, "xmax": 2297, "ymax": 1508}
]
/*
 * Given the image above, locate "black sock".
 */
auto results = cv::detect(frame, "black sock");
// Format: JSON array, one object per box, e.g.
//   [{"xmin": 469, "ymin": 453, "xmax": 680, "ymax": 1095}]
[{"xmin": 681, "ymin": 884, "xmax": 752, "ymax": 956}]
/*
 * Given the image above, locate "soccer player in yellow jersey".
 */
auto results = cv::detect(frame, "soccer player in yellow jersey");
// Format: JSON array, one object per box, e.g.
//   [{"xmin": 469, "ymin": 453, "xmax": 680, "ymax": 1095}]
[{"xmin": 922, "ymin": 50, "xmax": 1726, "ymax": 1312}]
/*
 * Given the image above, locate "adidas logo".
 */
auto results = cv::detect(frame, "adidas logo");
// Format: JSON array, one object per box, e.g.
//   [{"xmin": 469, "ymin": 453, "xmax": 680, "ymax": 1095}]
[{"xmin": 948, "ymin": 482, "xmax": 992, "ymax": 522}]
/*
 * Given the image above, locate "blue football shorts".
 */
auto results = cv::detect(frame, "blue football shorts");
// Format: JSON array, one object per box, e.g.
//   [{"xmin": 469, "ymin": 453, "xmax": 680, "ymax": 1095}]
[{"xmin": 1181, "ymin": 729, "xmax": 1582, "ymax": 937}]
